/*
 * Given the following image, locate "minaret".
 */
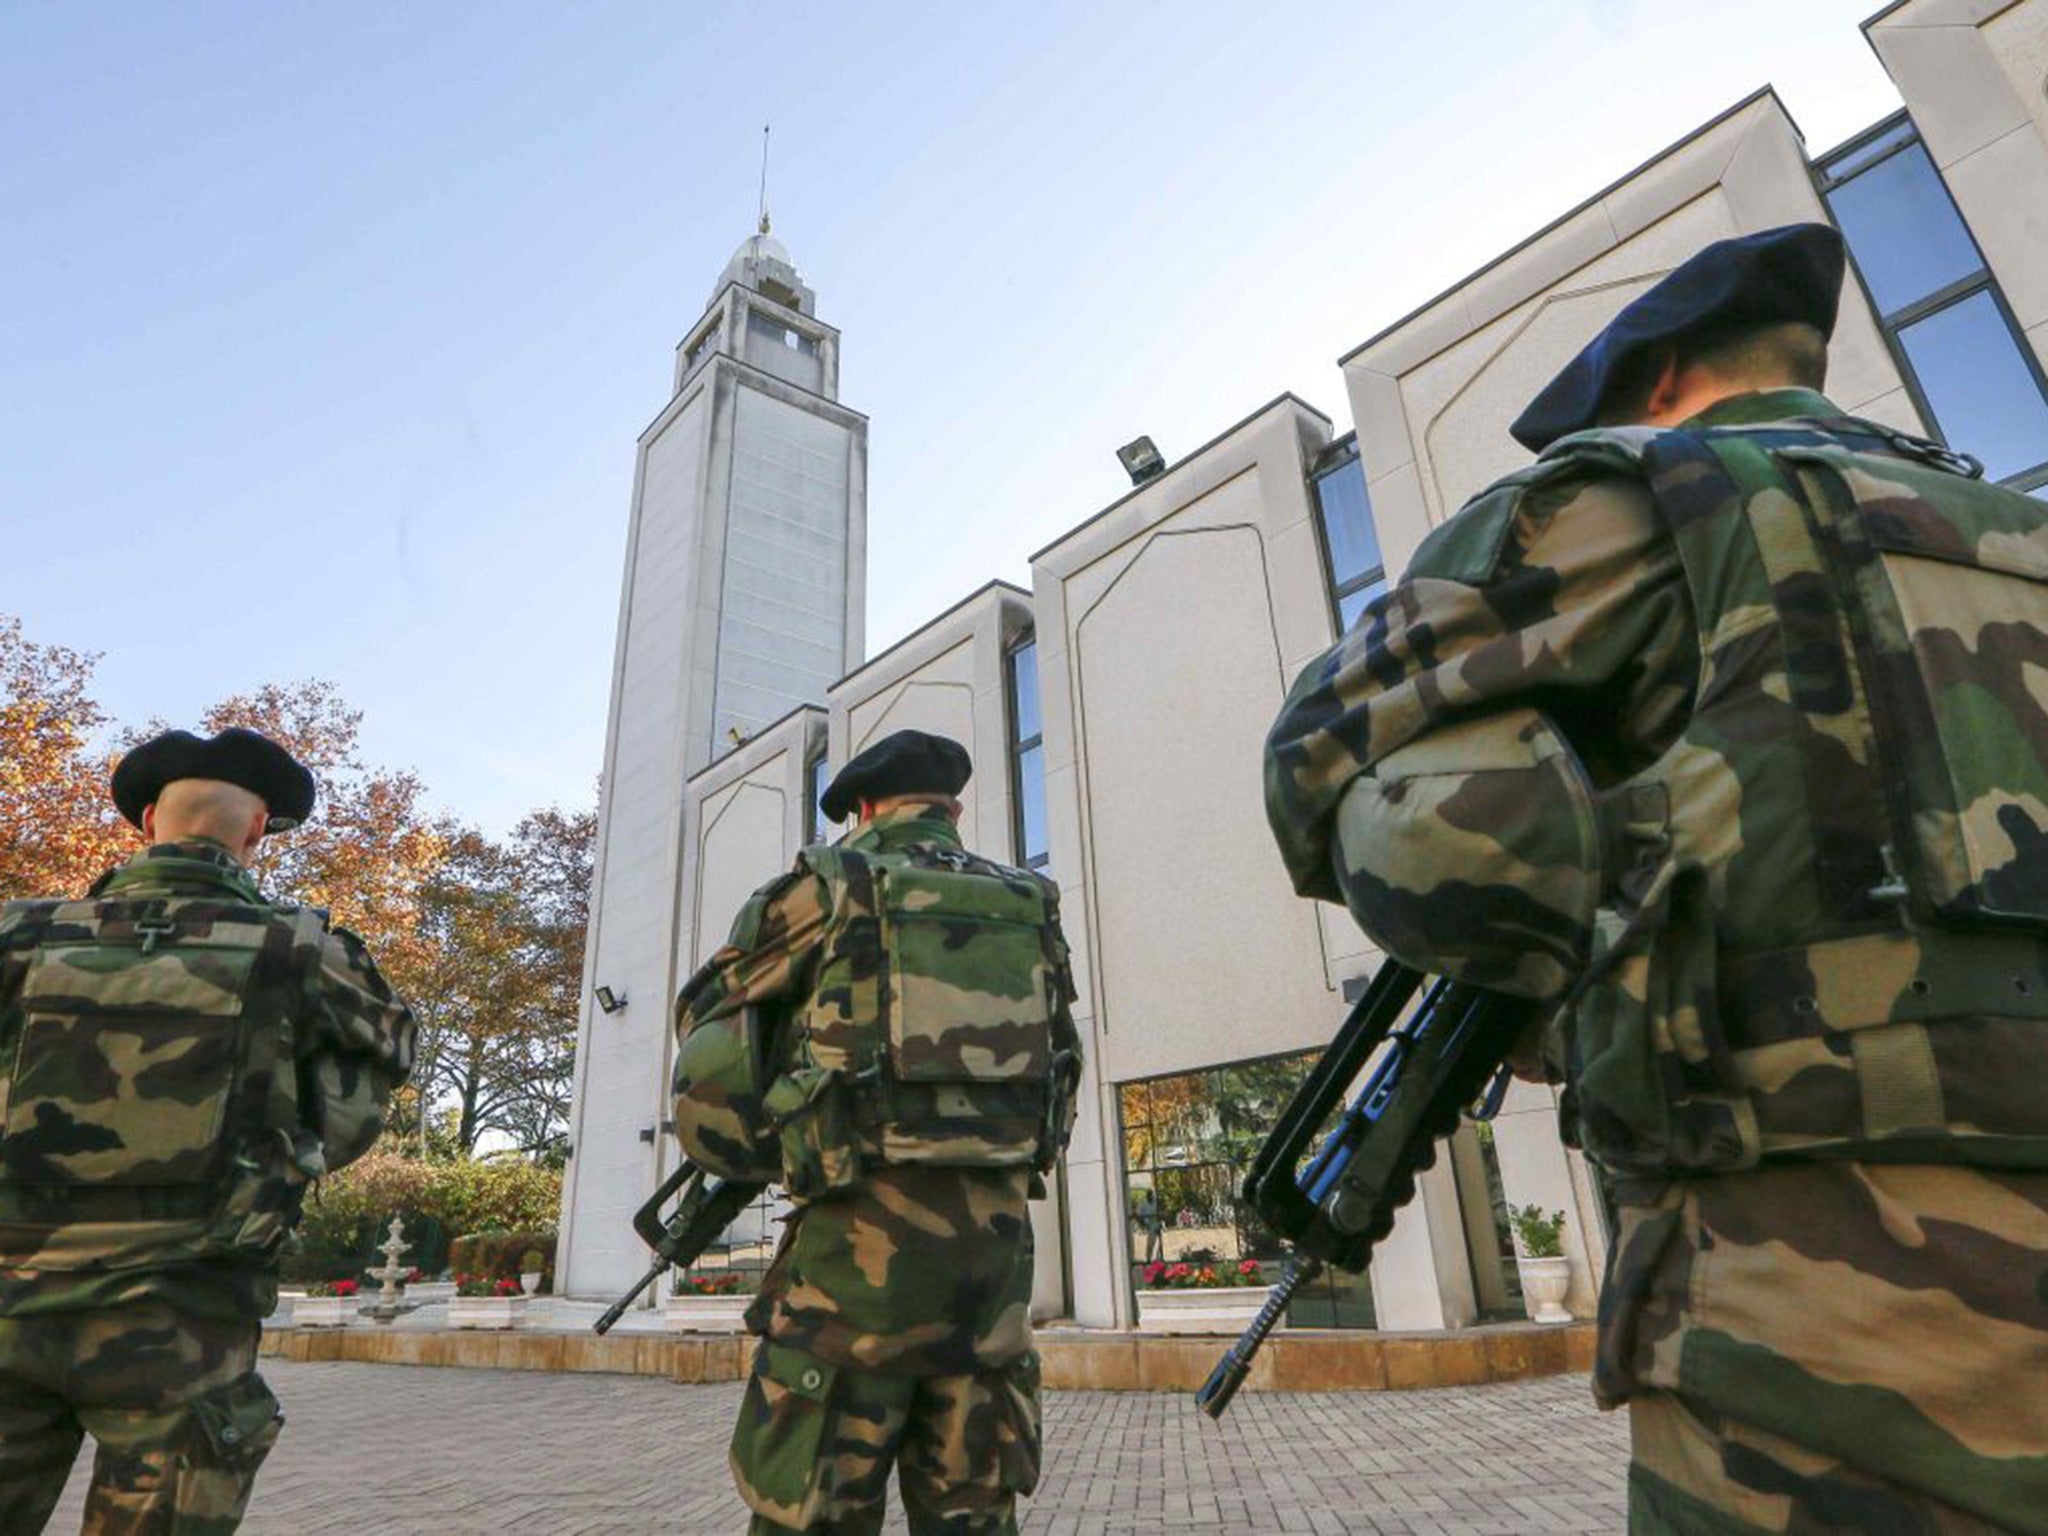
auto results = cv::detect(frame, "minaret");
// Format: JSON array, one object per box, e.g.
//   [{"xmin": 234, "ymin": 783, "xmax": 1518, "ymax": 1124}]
[{"xmin": 558, "ymin": 220, "xmax": 868, "ymax": 1299}]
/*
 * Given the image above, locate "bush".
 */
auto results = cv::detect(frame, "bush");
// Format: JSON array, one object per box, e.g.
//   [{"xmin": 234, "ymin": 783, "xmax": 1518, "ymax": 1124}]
[
  {"xmin": 448, "ymin": 1230, "xmax": 559, "ymax": 1293},
  {"xmin": 285, "ymin": 1152, "xmax": 562, "ymax": 1284},
  {"xmin": 1509, "ymin": 1204, "xmax": 1567, "ymax": 1259}
]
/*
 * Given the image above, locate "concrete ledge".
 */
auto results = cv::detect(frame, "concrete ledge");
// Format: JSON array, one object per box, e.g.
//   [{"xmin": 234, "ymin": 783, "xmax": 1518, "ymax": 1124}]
[{"xmin": 261, "ymin": 1320, "xmax": 1595, "ymax": 1392}]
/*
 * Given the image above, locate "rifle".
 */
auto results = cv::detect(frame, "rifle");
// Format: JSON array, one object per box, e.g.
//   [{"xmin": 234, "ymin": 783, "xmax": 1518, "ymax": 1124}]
[
  {"xmin": 1196, "ymin": 961, "xmax": 1534, "ymax": 1416},
  {"xmin": 592, "ymin": 1159, "xmax": 766, "ymax": 1335}
]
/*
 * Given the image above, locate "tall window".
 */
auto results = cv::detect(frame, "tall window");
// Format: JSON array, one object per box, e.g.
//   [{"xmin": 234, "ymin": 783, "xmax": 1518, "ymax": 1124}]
[
  {"xmin": 805, "ymin": 750, "xmax": 830, "ymax": 844},
  {"xmin": 1311, "ymin": 440, "xmax": 1388, "ymax": 632},
  {"xmin": 1821, "ymin": 115, "xmax": 2048, "ymax": 491},
  {"xmin": 1120, "ymin": 1056, "xmax": 1376, "ymax": 1328},
  {"xmin": 1007, "ymin": 639, "xmax": 1049, "ymax": 872}
]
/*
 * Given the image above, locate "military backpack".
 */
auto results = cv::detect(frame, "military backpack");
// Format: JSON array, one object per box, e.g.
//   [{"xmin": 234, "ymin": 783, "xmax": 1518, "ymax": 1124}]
[
  {"xmin": 0, "ymin": 888, "xmax": 322, "ymax": 1271},
  {"xmin": 767, "ymin": 841, "xmax": 1080, "ymax": 1199},
  {"xmin": 1526, "ymin": 416, "xmax": 2048, "ymax": 1178}
]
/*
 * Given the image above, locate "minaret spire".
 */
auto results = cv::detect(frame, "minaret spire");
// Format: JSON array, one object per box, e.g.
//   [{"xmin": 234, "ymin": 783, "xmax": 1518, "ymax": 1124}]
[{"xmin": 757, "ymin": 124, "xmax": 772, "ymax": 235}]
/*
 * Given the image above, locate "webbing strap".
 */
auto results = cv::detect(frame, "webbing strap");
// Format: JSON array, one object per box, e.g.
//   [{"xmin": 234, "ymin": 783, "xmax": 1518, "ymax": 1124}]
[{"xmin": 1854, "ymin": 1026, "xmax": 1946, "ymax": 1140}]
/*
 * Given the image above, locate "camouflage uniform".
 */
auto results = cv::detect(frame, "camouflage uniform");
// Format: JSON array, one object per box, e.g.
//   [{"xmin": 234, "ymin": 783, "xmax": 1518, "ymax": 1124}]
[
  {"xmin": 673, "ymin": 803, "xmax": 1079, "ymax": 1535},
  {"xmin": 0, "ymin": 840, "xmax": 416, "ymax": 1534},
  {"xmin": 1265, "ymin": 388, "xmax": 2048, "ymax": 1532}
]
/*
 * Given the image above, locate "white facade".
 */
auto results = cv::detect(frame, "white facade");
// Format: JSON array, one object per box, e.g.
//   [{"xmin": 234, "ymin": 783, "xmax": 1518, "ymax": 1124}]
[{"xmin": 561, "ymin": 3, "xmax": 2048, "ymax": 1324}]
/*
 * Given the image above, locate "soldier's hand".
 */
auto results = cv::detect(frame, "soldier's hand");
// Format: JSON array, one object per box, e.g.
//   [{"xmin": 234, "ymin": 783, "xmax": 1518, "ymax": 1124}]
[{"xmin": 1506, "ymin": 1011, "xmax": 1558, "ymax": 1086}]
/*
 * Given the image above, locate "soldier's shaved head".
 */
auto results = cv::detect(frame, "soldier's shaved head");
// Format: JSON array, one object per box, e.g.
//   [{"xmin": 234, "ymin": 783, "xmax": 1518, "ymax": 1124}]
[{"xmin": 142, "ymin": 778, "xmax": 270, "ymax": 863}]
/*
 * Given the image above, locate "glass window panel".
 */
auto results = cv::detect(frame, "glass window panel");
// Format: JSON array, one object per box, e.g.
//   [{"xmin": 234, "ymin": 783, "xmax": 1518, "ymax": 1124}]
[
  {"xmin": 1337, "ymin": 578, "xmax": 1388, "ymax": 633},
  {"xmin": 1010, "ymin": 642, "xmax": 1041, "ymax": 744},
  {"xmin": 1898, "ymin": 291, "xmax": 2048, "ymax": 484},
  {"xmin": 1016, "ymin": 743, "xmax": 1048, "ymax": 865},
  {"xmin": 1821, "ymin": 117, "xmax": 1919, "ymax": 184},
  {"xmin": 1314, "ymin": 457, "xmax": 1382, "ymax": 587},
  {"xmin": 1153, "ymin": 1164, "xmax": 1236, "ymax": 1260},
  {"xmin": 1825, "ymin": 142, "xmax": 1984, "ymax": 316}
]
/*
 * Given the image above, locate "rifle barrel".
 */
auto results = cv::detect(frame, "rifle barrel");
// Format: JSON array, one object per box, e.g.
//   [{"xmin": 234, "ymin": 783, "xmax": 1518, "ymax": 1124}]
[
  {"xmin": 1196, "ymin": 1256, "xmax": 1322, "ymax": 1418},
  {"xmin": 592, "ymin": 1259, "xmax": 667, "ymax": 1336}
]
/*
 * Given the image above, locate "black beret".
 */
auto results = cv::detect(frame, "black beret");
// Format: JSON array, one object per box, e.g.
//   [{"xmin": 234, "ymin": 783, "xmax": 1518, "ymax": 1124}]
[
  {"xmin": 820, "ymin": 730, "xmax": 972, "ymax": 823},
  {"xmin": 1510, "ymin": 222, "xmax": 1847, "ymax": 452},
  {"xmin": 111, "ymin": 727, "xmax": 317, "ymax": 833}
]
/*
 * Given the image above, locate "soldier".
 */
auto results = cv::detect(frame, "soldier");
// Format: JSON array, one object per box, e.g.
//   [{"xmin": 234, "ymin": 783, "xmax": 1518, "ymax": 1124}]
[
  {"xmin": 0, "ymin": 727, "xmax": 417, "ymax": 1534},
  {"xmin": 1265, "ymin": 223, "xmax": 2048, "ymax": 1531},
  {"xmin": 672, "ymin": 729, "xmax": 1081, "ymax": 1535}
]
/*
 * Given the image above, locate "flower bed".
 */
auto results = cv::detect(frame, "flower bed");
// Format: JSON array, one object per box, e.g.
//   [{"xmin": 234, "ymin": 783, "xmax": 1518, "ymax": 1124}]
[
  {"xmin": 295, "ymin": 1279, "xmax": 359, "ymax": 1329},
  {"xmin": 660, "ymin": 1271, "xmax": 753, "ymax": 1332},
  {"xmin": 1136, "ymin": 1260, "xmax": 1271, "ymax": 1334},
  {"xmin": 448, "ymin": 1274, "xmax": 530, "ymax": 1330}
]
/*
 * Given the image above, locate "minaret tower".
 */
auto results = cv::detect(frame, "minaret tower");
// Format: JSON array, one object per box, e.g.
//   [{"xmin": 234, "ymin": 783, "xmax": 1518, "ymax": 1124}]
[{"xmin": 558, "ymin": 218, "xmax": 868, "ymax": 1298}]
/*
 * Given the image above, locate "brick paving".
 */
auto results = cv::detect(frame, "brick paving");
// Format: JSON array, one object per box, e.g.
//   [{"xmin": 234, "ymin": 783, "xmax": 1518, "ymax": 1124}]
[{"xmin": 50, "ymin": 1363, "xmax": 1630, "ymax": 1533}]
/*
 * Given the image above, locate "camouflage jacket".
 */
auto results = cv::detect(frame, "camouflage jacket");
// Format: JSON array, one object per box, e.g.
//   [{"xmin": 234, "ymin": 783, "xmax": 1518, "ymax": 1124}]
[
  {"xmin": 674, "ymin": 805, "xmax": 1074, "ymax": 1373},
  {"xmin": 0, "ymin": 841, "xmax": 417, "ymax": 1320},
  {"xmin": 1269, "ymin": 386, "xmax": 2048, "ymax": 1175},
  {"xmin": 1266, "ymin": 391, "xmax": 2048, "ymax": 1520}
]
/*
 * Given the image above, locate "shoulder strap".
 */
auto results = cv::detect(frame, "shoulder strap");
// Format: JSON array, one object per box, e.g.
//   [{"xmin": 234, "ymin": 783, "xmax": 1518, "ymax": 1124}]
[
  {"xmin": 0, "ymin": 901, "xmax": 60, "ymax": 1010},
  {"xmin": 1414, "ymin": 428, "xmax": 1658, "ymax": 585}
]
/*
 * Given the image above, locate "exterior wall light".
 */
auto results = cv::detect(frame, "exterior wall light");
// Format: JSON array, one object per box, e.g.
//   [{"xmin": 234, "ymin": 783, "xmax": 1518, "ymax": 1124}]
[
  {"xmin": 1117, "ymin": 436, "xmax": 1166, "ymax": 486},
  {"xmin": 595, "ymin": 986, "xmax": 628, "ymax": 1015}
]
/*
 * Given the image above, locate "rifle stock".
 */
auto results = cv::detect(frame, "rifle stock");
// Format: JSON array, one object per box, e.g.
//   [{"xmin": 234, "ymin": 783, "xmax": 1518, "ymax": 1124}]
[
  {"xmin": 592, "ymin": 1160, "xmax": 768, "ymax": 1335},
  {"xmin": 1196, "ymin": 961, "xmax": 1532, "ymax": 1416}
]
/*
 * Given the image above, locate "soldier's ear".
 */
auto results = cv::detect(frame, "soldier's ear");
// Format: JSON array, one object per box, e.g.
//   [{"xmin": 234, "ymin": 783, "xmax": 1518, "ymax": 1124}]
[
  {"xmin": 1642, "ymin": 350, "xmax": 1687, "ymax": 420},
  {"xmin": 141, "ymin": 803, "xmax": 159, "ymax": 841}
]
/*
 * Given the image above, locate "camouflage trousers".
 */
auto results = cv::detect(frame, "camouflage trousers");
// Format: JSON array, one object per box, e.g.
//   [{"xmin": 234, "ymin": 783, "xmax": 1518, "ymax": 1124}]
[
  {"xmin": 1628, "ymin": 1392, "xmax": 2009, "ymax": 1534},
  {"xmin": 731, "ymin": 1340, "xmax": 1041, "ymax": 1534},
  {"xmin": 0, "ymin": 1303, "xmax": 280, "ymax": 1535},
  {"xmin": 1600, "ymin": 1164, "xmax": 2048, "ymax": 1534}
]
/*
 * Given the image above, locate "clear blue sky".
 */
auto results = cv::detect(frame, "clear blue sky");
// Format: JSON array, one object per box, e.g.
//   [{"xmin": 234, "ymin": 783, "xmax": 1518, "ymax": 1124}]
[{"xmin": 1, "ymin": 2, "xmax": 1900, "ymax": 833}]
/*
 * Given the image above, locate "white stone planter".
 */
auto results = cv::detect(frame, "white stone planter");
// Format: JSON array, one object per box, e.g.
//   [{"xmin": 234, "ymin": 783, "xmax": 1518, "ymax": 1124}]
[
  {"xmin": 1518, "ymin": 1256, "xmax": 1573, "ymax": 1324},
  {"xmin": 520, "ymin": 1271, "xmax": 543, "ymax": 1296},
  {"xmin": 447, "ymin": 1295, "xmax": 530, "ymax": 1330},
  {"xmin": 293, "ymin": 1295, "xmax": 356, "ymax": 1329},
  {"xmin": 661, "ymin": 1292, "xmax": 751, "ymax": 1332},
  {"xmin": 1137, "ymin": 1285, "xmax": 1271, "ymax": 1334}
]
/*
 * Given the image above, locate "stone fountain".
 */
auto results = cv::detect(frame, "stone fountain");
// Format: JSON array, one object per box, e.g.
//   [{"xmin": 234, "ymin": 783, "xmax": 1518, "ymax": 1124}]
[{"xmin": 365, "ymin": 1215, "xmax": 417, "ymax": 1325}]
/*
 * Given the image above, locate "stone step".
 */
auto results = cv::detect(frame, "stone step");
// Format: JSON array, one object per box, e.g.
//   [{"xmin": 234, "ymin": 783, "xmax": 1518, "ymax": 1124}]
[{"xmin": 260, "ymin": 1318, "xmax": 1595, "ymax": 1392}]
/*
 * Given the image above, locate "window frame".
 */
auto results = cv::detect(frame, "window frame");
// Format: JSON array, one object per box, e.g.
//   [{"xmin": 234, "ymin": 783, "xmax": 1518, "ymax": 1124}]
[
  {"xmin": 1817, "ymin": 112, "xmax": 2048, "ymax": 493},
  {"xmin": 1004, "ymin": 636, "xmax": 1050, "ymax": 873},
  {"xmin": 1308, "ymin": 437, "xmax": 1389, "ymax": 633}
]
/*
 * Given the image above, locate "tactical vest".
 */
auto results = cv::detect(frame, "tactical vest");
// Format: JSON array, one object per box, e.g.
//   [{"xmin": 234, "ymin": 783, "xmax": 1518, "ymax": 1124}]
[
  {"xmin": 0, "ymin": 890, "xmax": 321, "ymax": 1271},
  {"xmin": 1548, "ymin": 416, "xmax": 2048, "ymax": 1178},
  {"xmin": 767, "ymin": 841, "xmax": 1079, "ymax": 1199}
]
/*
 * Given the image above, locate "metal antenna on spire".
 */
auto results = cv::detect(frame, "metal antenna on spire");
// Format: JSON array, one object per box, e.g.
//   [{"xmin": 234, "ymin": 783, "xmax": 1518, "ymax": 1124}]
[{"xmin": 757, "ymin": 124, "xmax": 772, "ymax": 235}]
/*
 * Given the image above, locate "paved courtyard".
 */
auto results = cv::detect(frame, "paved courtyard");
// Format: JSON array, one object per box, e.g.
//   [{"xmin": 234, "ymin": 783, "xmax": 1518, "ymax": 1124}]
[{"xmin": 52, "ymin": 1362, "xmax": 1629, "ymax": 1533}]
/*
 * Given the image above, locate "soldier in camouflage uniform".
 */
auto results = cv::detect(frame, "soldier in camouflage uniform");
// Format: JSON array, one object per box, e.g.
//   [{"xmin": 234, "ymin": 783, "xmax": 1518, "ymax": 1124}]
[
  {"xmin": 1265, "ymin": 224, "xmax": 2048, "ymax": 1532},
  {"xmin": 672, "ymin": 729, "xmax": 1081, "ymax": 1535},
  {"xmin": 0, "ymin": 727, "xmax": 417, "ymax": 1534}
]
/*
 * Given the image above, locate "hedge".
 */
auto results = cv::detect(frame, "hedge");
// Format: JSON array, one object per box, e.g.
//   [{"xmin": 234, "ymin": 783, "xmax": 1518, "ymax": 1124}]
[
  {"xmin": 285, "ymin": 1152, "xmax": 561, "ymax": 1283},
  {"xmin": 448, "ymin": 1230, "xmax": 559, "ymax": 1293}
]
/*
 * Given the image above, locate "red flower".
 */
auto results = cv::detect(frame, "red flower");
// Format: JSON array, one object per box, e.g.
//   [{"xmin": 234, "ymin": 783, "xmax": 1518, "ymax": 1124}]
[
  {"xmin": 1142, "ymin": 1262, "xmax": 1166, "ymax": 1286},
  {"xmin": 334, "ymin": 1279, "xmax": 359, "ymax": 1297},
  {"xmin": 1237, "ymin": 1259, "xmax": 1261, "ymax": 1277}
]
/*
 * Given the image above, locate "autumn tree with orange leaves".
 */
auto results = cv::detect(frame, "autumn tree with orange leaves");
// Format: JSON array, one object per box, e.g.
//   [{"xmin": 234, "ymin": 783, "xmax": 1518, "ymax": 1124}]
[{"xmin": 0, "ymin": 617, "xmax": 136, "ymax": 900}]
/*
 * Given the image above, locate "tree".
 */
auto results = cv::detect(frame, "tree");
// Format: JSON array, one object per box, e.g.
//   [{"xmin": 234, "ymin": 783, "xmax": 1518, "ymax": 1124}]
[
  {"xmin": 402, "ymin": 807, "xmax": 592, "ymax": 1162},
  {"xmin": 0, "ymin": 616, "xmax": 135, "ymax": 900},
  {"xmin": 1, "ymin": 613, "xmax": 595, "ymax": 1169}
]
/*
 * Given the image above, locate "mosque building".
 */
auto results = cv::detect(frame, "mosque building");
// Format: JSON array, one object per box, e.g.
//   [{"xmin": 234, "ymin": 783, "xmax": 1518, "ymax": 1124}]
[{"xmin": 558, "ymin": 0, "xmax": 2048, "ymax": 1334}]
